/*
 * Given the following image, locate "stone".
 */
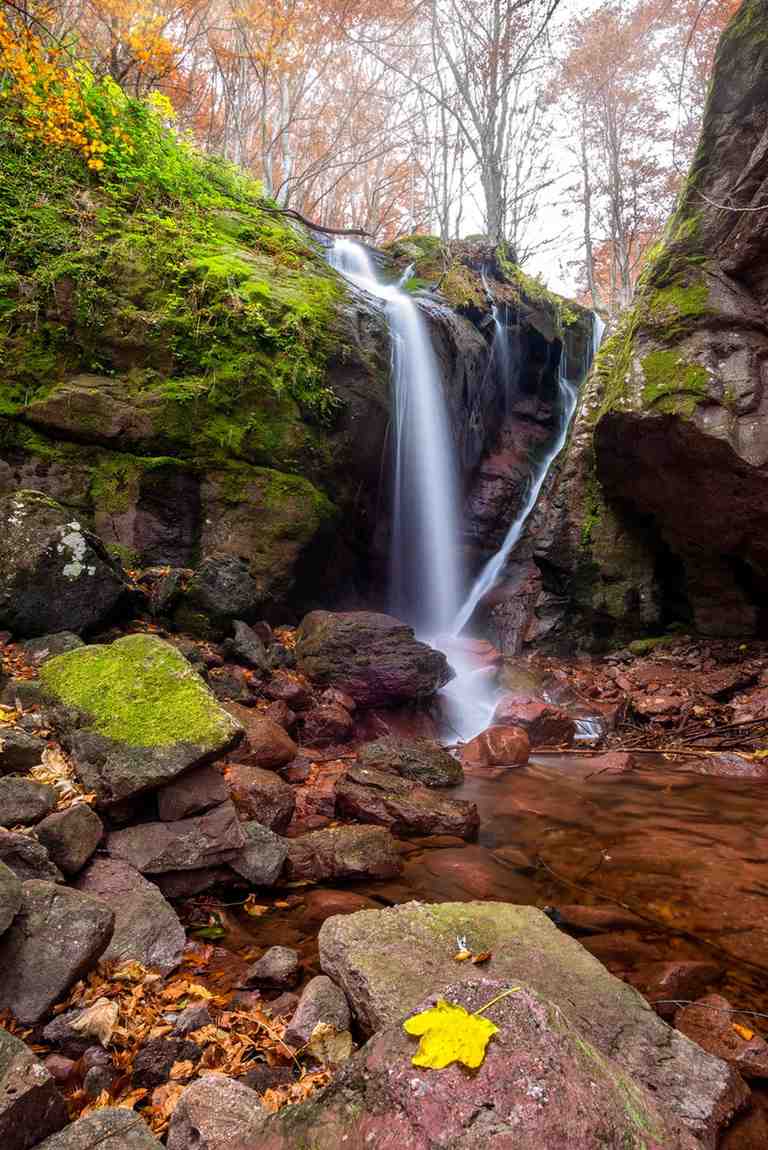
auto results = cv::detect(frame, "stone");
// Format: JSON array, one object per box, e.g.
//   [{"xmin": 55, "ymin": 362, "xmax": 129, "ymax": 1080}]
[
  {"xmin": 284, "ymin": 975, "xmax": 350, "ymax": 1048},
  {"xmin": 75, "ymin": 858, "xmax": 186, "ymax": 974},
  {"xmin": 0, "ymin": 1027, "xmax": 67, "ymax": 1150},
  {"xmin": 239, "ymin": 1064, "xmax": 293, "ymax": 1093},
  {"xmin": 106, "ymin": 801, "xmax": 245, "ymax": 874},
  {"xmin": 294, "ymin": 889, "xmax": 380, "ymax": 933},
  {"xmin": 675, "ymin": 994, "xmax": 768, "ymax": 1080},
  {"xmin": 173, "ymin": 1002, "xmax": 212, "ymax": 1036},
  {"xmin": 299, "ymin": 704, "xmax": 353, "ymax": 747},
  {"xmin": 265, "ymin": 992, "xmax": 300, "ymax": 1019},
  {"xmin": 166, "ymin": 1074, "xmax": 266, "ymax": 1150},
  {"xmin": 0, "ymin": 830, "xmax": 63, "ymax": 883},
  {"xmin": 0, "ymin": 862, "xmax": 21, "ymax": 935},
  {"xmin": 174, "ymin": 556, "xmax": 260, "ymax": 638},
  {"xmin": 264, "ymin": 700, "xmax": 296, "ymax": 730},
  {"xmin": 284, "ymin": 825, "xmax": 402, "ymax": 884},
  {"xmin": 229, "ymin": 821, "xmax": 288, "ymax": 886},
  {"xmin": 34, "ymin": 805, "xmax": 103, "ymax": 876},
  {"xmin": 263, "ymin": 672, "xmax": 312, "ymax": 710},
  {"xmin": 335, "ymin": 765, "xmax": 479, "ymax": 839},
  {"xmin": 83, "ymin": 1065, "xmax": 113, "ymax": 1098},
  {"xmin": 627, "ymin": 960, "xmax": 722, "ymax": 1019},
  {"xmin": 41, "ymin": 1010, "xmax": 91, "ymax": 1057},
  {"xmin": 133, "ymin": 1037, "xmax": 201, "ymax": 1087},
  {"xmin": 0, "ymin": 777, "xmax": 56, "ymax": 826},
  {"xmin": 224, "ymin": 764, "xmax": 295, "ymax": 831},
  {"xmin": 223, "ymin": 703, "xmax": 297, "ymax": 769},
  {"xmin": 319, "ymin": 687, "xmax": 356, "ymax": 712},
  {"xmin": 0, "ymin": 491, "xmax": 127, "ymax": 638},
  {"xmin": 0, "ymin": 881, "xmax": 114, "ymax": 1024},
  {"xmin": 154, "ymin": 867, "xmax": 231, "ymax": 899},
  {"xmin": 459, "ymin": 725, "xmax": 530, "ymax": 768},
  {"xmin": 358, "ymin": 736, "xmax": 463, "ymax": 786},
  {"xmin": 43, "ymin": 1055, "xmax": 76, "ymax": 1085},
  {"xmin": 492, "ymin": 694, "xmax": 577, "ymax": 746},
  {"xmin": 318, "ymin": 901, "xmax": 747, "ymax": 1144},
  {"xmin": 38, "ymin": 635, "xmax": 242, "ymax": 808},
  {"xmin": 295, "ymin": 611, "xmax": 453, "ymax": 707},
  {"xmin": 244, "ymin": 946, "xmax": 300, "ymax": 990},
  {"xmin": 225, "ymin": 620, "xmax": 269, "ymax": 672},
  {"xmin": 35, "ymin": 1108, "xmax": 164, "ymax": 1149},
  {"xmin": 22, "ymin": 633, "xmax": 83, "ymax": 666},
  {"xmin": 552, "ymin": 904, "xmax": 648, "ymax": 934},
  {"xmin": 683, "ymin": 753, "xmax": 768, "ymax": 779},
  {"xmin": 206, "ymin": 664, "xmax": 256, "ymax": 705},
  {"xmin": 0, "ymin": 728, "xmax": 45, "ymax": 774},
  {"xmin": 156, "ymin": 764, "xmax": 228, "ymax": 821}
]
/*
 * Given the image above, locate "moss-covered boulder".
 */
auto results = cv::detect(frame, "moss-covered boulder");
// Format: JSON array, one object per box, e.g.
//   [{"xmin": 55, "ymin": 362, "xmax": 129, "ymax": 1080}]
[{"xmin": 39, "ymin": 634, "xmax": 242, "ymax": 807}]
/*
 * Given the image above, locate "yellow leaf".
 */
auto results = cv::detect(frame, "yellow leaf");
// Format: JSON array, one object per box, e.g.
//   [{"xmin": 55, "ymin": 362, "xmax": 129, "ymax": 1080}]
[
  {"xmin": 169, "ymin": 1059, "xmax": 195, "ymax": 1080},
  {"xmin": 733, "ymin": 1023, "xmax": 755, "ymax": 1041},
  {"xmin": 243, "ymin": 894, "xmax": 270, "ymax": 918},
  {"xmin": 453, "ymin": 948, "xmax": 472, "ymax": 962},
  {"xmin": 403, "ymin": 999, "xmax": 498, "ymax": 1070},
  {"xmin": 306, "ymin": 1022, "xmax": 353, "ymax": 1065}
]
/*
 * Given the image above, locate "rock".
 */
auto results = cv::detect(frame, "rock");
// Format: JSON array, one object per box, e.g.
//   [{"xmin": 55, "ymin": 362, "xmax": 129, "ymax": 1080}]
[
  {"xmin": 154, "ymin": 867, "xmax": 231, "ymax": 899},
  {"xmin": 358, "ymin": 736, "xmax": 463, "ymax": 786},
  {"xmin": 319, "ymin": 901, "xmax": 747, "ymax": 1144},
  {"xmin": 224, "ymin": 764, "xmax": 295, "ymax": 831},
  {"xmin": 22, "ymin": 633, "xmax": 83, "ymax": 666},
  {"xmin": 459, "ymin": 725, "xmax": 530, "ymax": 768},
  {"xmin": 41, "ymin": 1010, "xmax": 91, "ymax": 1056},
  {"xmin": 492, "ymin": 694, "xmax": 577, "ymax": 746},
  {"xmin": 627, "ymin": 960, "xmax": 722, "ymax": 1019},
  {"xmin": 0, "ymin": 862, "xmax": 21, "ymax": 935},
  {"xmin": 0, "ymin": 679, "xmax": 43, "ymax": 711},
  {"xmin": 683, "ymin": 753, "xmax": 768, "ymax": 779},
  {"xmin": 0, "ymin": 491, "xmax": 127, "ymax": 639},
  {"xmin": 206, "ymin": 664, "xmax": 256, "ymax": 705},
  {"xmin": 225, "ymin": 621, "xmax": 269, "ymax": 672},
  {"xmin": 295, "ymin": 611, "xmax": 453, "ymax": 707},
  {"xmin": 38, "ymin": 635, "xmax": 242, "ymax": 808},
  {"xmin": 675, "ymin": 994, "xmax": 768, "ymax": 1080},
  {"xmin": 284, "ymin": 975, "xmax": 350, "ymax": 1048},
  {"xmin": 167, "ymin": 1074, "xmax": 266, "ymax": 1150},
  {"xmin": 43, "ymin": 1055, "xmax": 76, "ymax": 1085},
  {"xmin": 0, "ymin": 830, "xmax": 63, "ymax": 883},
  {"xmin": 133, "ymin": 1037, "xmax": 201, "ymax": 1087},
  {"xmin": 300, "ymin": 704, "xmax": 353, "ymax": 747},
  {"xmin": 34, "ymin": 805, "xmax": 103, "ymax": 876},
  {"xmin": 0, "ymin": 777, "xmax": 56, "ymax": 826},
  {"xmin": 35, "ymin": 1108, "xmax": 164, "ymax": 1148},
  {"xmin": 263, "ymin": 672, "xmax": 312, "ymax": 710},
  {"xmin": 0, "ymin": 881, "xmax": 114, "ymax": 1024},
  {"xmin": 156, "ymin": 764, "xmax": 228, "ymax": 822},
  {"xmin": 175, "ymin": 556, "xmax": 259, "ymax": 638},
  {"xmin": 239, "ymin": 1064, "xmax": 293, "ymax": 1093},
  {"xmin": 265, "ymin": 992, "xmax": 300, "ymax": 1019},
  {"xmin": 83, "ymin": 1065, "xmax": 113, "ymax": 1098},
  {"xmin": 264, "ymin": 700, "xmax": 296, "ymax": 730},
  {"xmin": 552, "ymin": 904, "xmax": 648, "ymax": 934},
  {"xmin": 229, "ymin": 821, "xmax": 288, "ymax": 887},
  {"xmin": 294, "ymin": 889, "xmax": 380, "ymax": 933},
  {"xmin": 75, "ymin": 858, "xmax": 186, "ymax": 974},
  {"xmin": 319, "ymin": 687, "xmax": 356, "ymax": 712},
  {"xmin": 0, "ymin": 729, "xmax": 45, "ymax": 774},
  {"xmin": 106, "ymin": 801, "xmax": 245, "ymax": 874},
  {"xmin": 244, "ymin": 946, "xmax": 300, "ymax": 990},
  {"xmin": 336, "ymin": 765, "xmax": 479, "ymax": 839},
  {"xmin": 284, "ymin": 825, "xmax": 402, "ymax": 884},
  {"xmin": 0, "ymin": 1027, "xmax": 67, "ymax": 1150},
  {"xmin": 222, "ymin": 703, "xmax": 297, "ymax": 769},
  {"xmin": 173, "ymin": 1002, "xmax": 212, "ymax": 1036}
]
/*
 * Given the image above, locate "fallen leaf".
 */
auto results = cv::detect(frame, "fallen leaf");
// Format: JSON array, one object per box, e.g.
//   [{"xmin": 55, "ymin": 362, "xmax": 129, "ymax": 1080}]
[
  {"xmin": 453, "ymin": 948, "xmax": 472, "ymax": 962},
  {"xmin": 243, "ymin": 895, "xmax": 270, "ymax": 918},
  {"xmin": 169, "ymin": 1060, "xmax": 195, "ymax": 1080},
  {"xmin": 306, "ymin": 1022, "xmax": 353, "ymax": 1065},
  {"xmin": 70, "ymin": 998, "xmax": 119, "ymax": 1046},
  {"xmin": 471, "ymin": 951, "xmax": 492, "ymax": 965},
  {"xmin": 403, "ymin": 999, "xmax": 498, "ymax": 1070},
  {"xmin": 732, "ymin": 1023, "xmax": 755, "ymax": 1041}
]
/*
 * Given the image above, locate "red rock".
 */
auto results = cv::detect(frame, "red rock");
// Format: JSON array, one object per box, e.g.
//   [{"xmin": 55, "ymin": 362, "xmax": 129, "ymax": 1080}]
[
  {"xmin": 675, "ymin": 994, "xmax": 768, "ymax": 1079},
  {"xmin": 225, "ymin": 764, "xmax": 295, "ymax": 832},
  {"xmin": 627, "ymin": 960, "xmax": 722, "ymax": 1018},
  {"xmin": 319, "ymin": 687, "xmax": 356, "ymax": 712},
  {"xmin": 263, "ymin": 672, "xmax": 313, "ymax": 711},
  {"xmin": 335, "ymin": 766, "xmax": 479, "ymax": 840},
  {"xmin": 720, "ymin": 1092, "xmax": 768, "ymax": 1149},
  {"xmin": 43, "ymin": 1055, "xmax": 76, "ymax": 1084},
  {"xmin": 581, "ymin": 932, "xmax": 665, "ymax": 968},
  {"xmin": 223, "ymin": 703, "xmax": 297, "ymax": 768},
  {"xmin": 300, "ymin": 704, "xmax": 354, "ymax": 747},
  {"xmin": 459, "ymin": 725, "xmax": 530, "ymax": 768},
  {"xmin": 284, "ymin": 825, "xmax": 401, "ymax": 884},
  {"xmin": 493, "ymin": 694, "xmax": 576, "ymax": 746},
  {"xmin": 683, "ymin": 753, "xmax": 768, "ymax": 779},
  {"xmin": 263, "ymin": 701, "xmax": 296, "ymax": 731},
  {"xmin": 578, "ymin": 751, "xmax": 637, "ymax": 774},
  {"xmin": 296, "ymin": 889, "xmax": 380, "ymax": 933},
  {"xmin": 156, "ymin": 764, "xmax": 228, "ymax": 821}
]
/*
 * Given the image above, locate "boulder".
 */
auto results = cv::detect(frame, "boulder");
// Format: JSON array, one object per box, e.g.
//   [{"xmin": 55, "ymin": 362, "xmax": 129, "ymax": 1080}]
[
  {"xmin": 34, "ymin": 805, "xmax": 103, "ymax": 876},
  {"xmin": 225, "ymin": 620, "xmax": 269, "ymax": 672},
  {"xmin": 0, "ymin": 830, "xmax": 63, "ymax": 883},
  {"xmin": 154, "ymin": 867, "xmax": 231, "ymax": 899},
  {"xmin": 22, "ymin": 633, "xmax": 83, "ymax": 666},
  {"xmin": 167, "ymin": 1074, "xmax": 266, "ymax": 1150},
  {"xmin": 675, "ymin": 994, "xmax": 768, "ymax": 1080},
  {"xmin": 318, "ymin": 901, "xmax": 747, "ymax": 1145},
  {"xmin": 0, "ymin": 491, "xmax": 127, "ymax": 638},
  {"xmin": 229, "ymin": 821, "xmax": 288, "ymax": 886},
  {"xmin": 284, "ymin": 975, "xmax": 350, "ymax": 1048},
  {"xmin": 295, "ymin": 611, "xmax": 453, "ymax": 707},
  {"xmin": 35, "ymin": 1108, "xmax": 164, "ymax": 1149},
  {"xmin": 0, "ymin": 1027, "xmax": 67, "ymax": 1150},
  {"xmin": 75, "ymin": 858, "xmax": 186, "ymax": 974},
  {"xmin": 358, "ymin": 736, "xmax": 463, "ymax": 787},
  {"xmin": 133, "ymin": 1036, "xmax": 201, "ymax": 1087},
  {"xmin": 174, "ymin": 556, "xmax": 259, "ymax": 638},
  {"xmin": 156, "ymin": 764, "xmax": 228, "ymax": 822},
  {"xmin": 38, "ymin": 634, "xmax": 242, "ymax": 808},
  {"xmin": 0, "ymin": 881, "xmax": 114, "ymax": 1023},
  {"xmin": 459, "ymin": 725, "xmax": 530, "ymax": 768},
  {"xmin": 492, "ymin": 694, "xmax": 576, "ymax": 746},
  {"xmin": 224, "ymin": 764, "xmax": 295, "ymax": 831},
  {"xmin": 0, "ymin": 777, "xmax": 56, "ymax": 826},
  {"xmin": 106, "ymin": 801, "xmax": 245, "ymax": 874},
  {"xmin": 222, "ymin": 703, "xmax": 297, "ymax": 769},
  {"xmin": 244, "ymin": 946, "xmax": 300, "ymax": 990},
  {"xmin": 284, "ymin": 825, "xmax": 402, "ymax": 884},
  {"xmin": 300, "ymin": 704, "xmax": 353, "ymax": 747},
  {"xmin": 0, "ymin": 728, "xmax": 45, "ymax": 774},
  {"xmin": 0, "ymin": 862, "xmax": 21, "ymax": 935},
  {"xmin": 336, "ymin": 765, "xmax": 479, "ymax": 839},
  {"xmin": 263, "ymin": 672, "xmax": 312, "ymax": 711}
]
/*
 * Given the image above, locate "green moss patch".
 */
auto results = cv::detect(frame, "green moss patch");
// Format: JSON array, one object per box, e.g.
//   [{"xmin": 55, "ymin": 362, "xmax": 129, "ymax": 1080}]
[{"xmin": 640, "ymin": 350, "xmax": 709, "ymax": 415}]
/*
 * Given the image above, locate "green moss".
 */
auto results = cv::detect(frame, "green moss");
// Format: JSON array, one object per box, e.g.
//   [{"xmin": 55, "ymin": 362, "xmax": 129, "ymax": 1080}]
[
  {"xmin": 39, "ymin": 633, "xmax": 236, "ymax": 748},
  {"xmin": 644, "ymin": 280, "xmax": 710, "ymax": 340},
  {"xmin": 640, "ymin": 349, "xmax": 709, "ymax": 415},
  {"xmin": 627, "ymin": 635, "xmax": 680, "ymax": 656},
  {"xmin": 440, "ymin": 264, "xmax": 484, "ymax": 309},
  {"xmin": 581, "ymin": 470, "xmax": 605, "ymax": 546}
]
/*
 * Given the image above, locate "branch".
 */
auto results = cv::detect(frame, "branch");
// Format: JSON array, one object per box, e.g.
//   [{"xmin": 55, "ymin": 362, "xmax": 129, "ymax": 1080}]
[{"xmin": 258, "ymin": 203, "xmax": 370, "ymax": 237}]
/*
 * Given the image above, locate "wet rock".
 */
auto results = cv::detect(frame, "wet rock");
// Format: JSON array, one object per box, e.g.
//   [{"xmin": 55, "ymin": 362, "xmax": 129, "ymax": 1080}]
[
  {"xmin": 224, "ymin": 764, "xmax": 295, "ymax": 832},
  {"xmin": 167, "ymin": 1073, "xmax": 266, "ymax": 1150},
  {"xmin": 263, "ymin": 672, "xmax": 312, "ymax": 711},
  {"xmin": 264, "ymin": 700, "xmax": 296, "ymax": 730},
  {"xmin": 106, "ymin": 801, "xmax": 245, "ymax": 874},
  {"xmin": 319, "ymin": 901, "xmax": 747, "ymax": 1144},
  {"xmin": 492, "ymin": 694, "xmax": 576, "ymax": 746},
  {"xmin": 35, "ymin": 1108, "xmax": 164, "ymax": 1148},
  {"xmin": 244, "ymin": 946, "xmax": 300, "ymax": 990},
  {"xmin": 0, "ymin": 777, "xmax": 56, "ymax": 826},
  {"xmin": 295, "ymin": 611, "xmax": 453, "ymax": 707},
  {"xmin": 581, "ymin": 932, "xmax": 665, "ymax": 967},
  {"xmin": 222, "ymin": 704, "xmax": 297, "ymax": 769},
  {"xmin": 225, "ymin": 621, "xmax": 269, "ymax": 672},
  {"xmin": 552, "ymin": 904, "xmax": 649, "ymax": 934},
  {"xmin": 683, "ymin": 753, "xmax": 768, "ymax": 779},
  {"xmin": 284, "ymin": 825, "xmax": 402, "ymax": 884},
  {"xmin": 0, "ymin": 830, "xmax": 63, "ymax": 883},
  {"xmin": 206, "ymin": 664, "xmax": 256, "ymax": 705},
  {"xmin": 358, "ymin": 736, "xmax": 463, "ymax": 787},
  {"xmin": 300, "ymin": 704, "xmax": 353, "ymax": 747},
  {"xmin": 459, "ymin": 725, "xmax": 530, "ymax": 768},
  {"xmin": 22, "ymin": 633, "xmax": 83, "ymax": 666},
  {"xmin": 284, "ymin": 975, "xmax": 350, "ymax": 1048},
  {"xmin": 297, "ymin": 889, "xmax": 381, "ymax": 933},
  {"xmin": 0, "ymin": 491, "xmax": 127, "ymax": 639},
  {"xmin": 133, "ymin": 1037, "xmax": 201, "ymax": 1087},
  {"xmin": 336, "ymin": 765, "xmax": 479, "ymax": 839},
  {"xmin": 0, "ymin": 861, "xmax": 21, "ymax": 934},
  {"xmin": 627, "ymin": 960, "xmax": 722, "ymax": 1019},
  {"xmin": 39, "ymin": 635, "xmax": 242, "ymax": 808},
  {"xmin": 229, "ymin": 821, "xmax": 288, "ymax": 887},
  {"xmin": 174, "ymin": 556, "xmax": 259, "ymax": 638},
  {"xmin": 575, "ymin": 751, "xmax": 637, "ymax": 774},
  {"xmin": 154, "ymin": 867, "xmax": 231, "ymax": 899},
  {"xmin": 75, "ymin": 858, "xmax": 186, "ymax": 974},
  {"xmin": 0, "ymin": 1027, "xmax": 67, "ymax": 1150},
  {"xmin": 0, "ymin": 881, "xmax": 114, "ymax": 1023},
  {"xmin": 34, "ymin": 805, "xmax": 103, "ymax": 876},
  {"xmin": 675, "ymin": 994, "xmax": 768, "ymax": 1080},
  {"xmin": 156, "ymin": 764, "xmax": 228, "ymax": 822},
  {"xmin": 0, "ymin": 728, "xmax": 45, "ymax": 774}
]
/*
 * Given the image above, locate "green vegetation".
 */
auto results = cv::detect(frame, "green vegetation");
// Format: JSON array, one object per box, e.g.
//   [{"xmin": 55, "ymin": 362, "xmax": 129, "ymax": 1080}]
[
  {"xmin": 627, "ymin": 635, "xmax": 681, "ymax": 656},
  {"xmin": 640, "ymin": 349, "xmax": 709, "ymax": 415}
]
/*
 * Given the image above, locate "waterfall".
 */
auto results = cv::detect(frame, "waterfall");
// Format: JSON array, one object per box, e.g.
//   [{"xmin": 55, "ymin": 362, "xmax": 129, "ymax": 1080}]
[{"xmin": 329, "ymin": 238, "xmax": 462, "ymax": 634}]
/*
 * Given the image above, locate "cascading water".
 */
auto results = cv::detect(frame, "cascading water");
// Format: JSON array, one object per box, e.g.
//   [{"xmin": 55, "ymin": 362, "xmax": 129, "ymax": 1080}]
[{"xmin": 329, "ymin": 238, "xmax": 462, "ymax": 634}]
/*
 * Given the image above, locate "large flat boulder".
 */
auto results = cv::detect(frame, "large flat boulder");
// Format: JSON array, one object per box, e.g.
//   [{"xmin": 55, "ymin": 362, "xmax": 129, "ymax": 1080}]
[
  {"xmin": 284, "ymin": 825, "xmax": 402, "ymax": 884},
  {"xmin": 358, "ymin": 736, "xmax": 463, "ymax": 787},
  {"xmin": 295, "ymin": 611, "xmax": 453, "ymax": 707},
  {"xmin": 35, "ymin": 1108, "xmax": 163, "ymax": 1148},
  {"xmin": 106, "ymin": 801, "xmax": 245, "ymax": 874},
  {"xmin": 39, "ymin": 634, "xmax": 242, "ymax": 808},
  {"xmin": 0, "ymin": 1027, "xmax": 67, "ymax": 1150},
  {"xmin": 336, "ymin": 765, "xmax": 479, "ymax": 839},
  {"xmin": 318, "ymin": 901, "xmax": 746, "ymax": 1146}
]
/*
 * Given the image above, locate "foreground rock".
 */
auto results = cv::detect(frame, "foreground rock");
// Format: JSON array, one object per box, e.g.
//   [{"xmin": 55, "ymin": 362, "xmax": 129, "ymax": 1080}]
[
  {"xmin": 319, "ymin": 901, "xmax": 746, "ymax": 1144},
  {"xmin": 285, "ymin": 975, "xmax": 350, "ymax": 1048},
  {"xmin": 0, "ymin": 777, "xmax": 56, "ymax": 827},
  {"xmin": 167, "ymin": 1074, "xmax": 266, "ymax": 1150},
  {"xmin": 0, "ymin": 830, "xmax": 63, "ymax": 883},
  {"xmin": 284, "ymin": 825, "xmax": 402, "ymax": 883},
  {"xmin": 106, "ymin": 801, "xmax": 245, "ymax": 873},
  {"xmin": 336, "ymin": 765, "xmax": 479, "ymax": 839},
  {"xmin": 0, "ymin": 491, "xmax": 127, "ymax": 638},
  {"xmin": 358, "ymin": 736, "xmax": 463, "ymax": 786},
  {"xmin": 0, "ymin": 881, "xmax": 114, "ymax": 1023},
  {"xmin": 0, "ymin": 1026, "xmax": 67, "ymax": 1150},
  {"xmin": 39, "ymin": 634, "xmax": 242, "ymax": 808},
  {"xmin": 36, "ymin": 1108, "xmax": 163, "ymax": 1148},
  {"xmin": 245, "ymin": 946, "xmax": 300, "ymax": 989},
  {"xmin": 295, "ymin": 611, "xmax": 453, "ymax": 706},
  {"xmin": 459, "ymin": 725, "xmax": 530, "ymax": 768}
]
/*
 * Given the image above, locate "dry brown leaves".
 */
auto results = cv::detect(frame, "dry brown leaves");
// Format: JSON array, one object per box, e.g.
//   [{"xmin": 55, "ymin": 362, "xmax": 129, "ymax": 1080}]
[{"xmin": 29, "ymin": 746, "xmax": 97, "ymax": 810}]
